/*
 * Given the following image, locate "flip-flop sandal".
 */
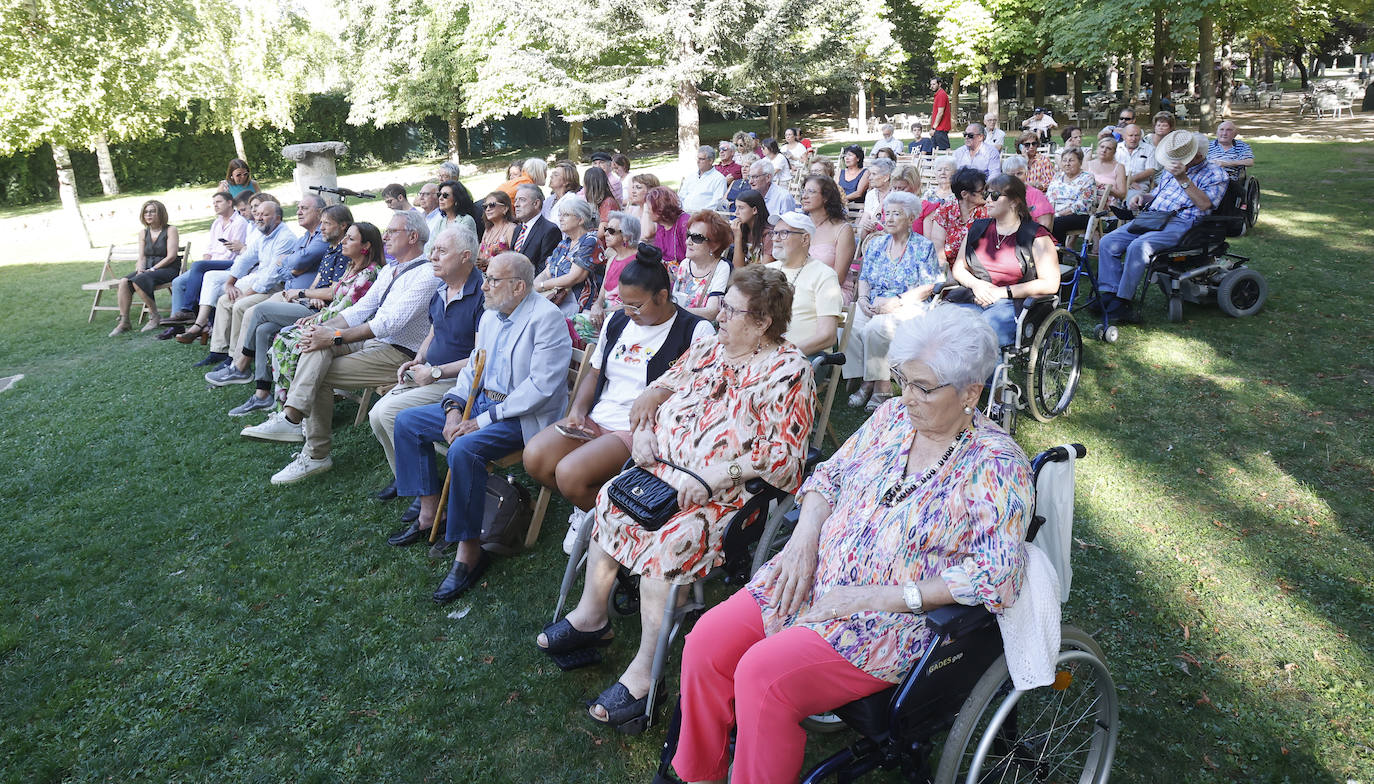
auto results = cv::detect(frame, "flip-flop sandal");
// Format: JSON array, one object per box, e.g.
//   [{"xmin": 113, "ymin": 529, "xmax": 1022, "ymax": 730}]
[
  {"xmin": 539, "ymin": 618, "xmax": 614, "ymax": 656},
  {"xmin": 586, "ymin": 679, "xmax": 665, "ymax": 729}
]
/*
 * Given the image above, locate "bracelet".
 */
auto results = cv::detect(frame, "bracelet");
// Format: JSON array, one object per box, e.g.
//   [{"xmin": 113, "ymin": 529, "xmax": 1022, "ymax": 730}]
[{"xmin": 1005, "ymin": 286, "xmax": 1014, "ymax": 300}]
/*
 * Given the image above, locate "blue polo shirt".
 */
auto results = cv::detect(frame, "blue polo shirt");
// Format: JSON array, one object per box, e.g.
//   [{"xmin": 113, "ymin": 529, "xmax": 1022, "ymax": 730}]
[{"xmin": 426, "ymin": 268, "xmax": 484, "ymax": 366}]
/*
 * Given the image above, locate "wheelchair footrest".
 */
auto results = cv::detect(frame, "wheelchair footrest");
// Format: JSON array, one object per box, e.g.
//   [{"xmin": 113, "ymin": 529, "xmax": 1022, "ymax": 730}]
[{"xmin": 549, "ymin": 647, "xmax": 605, "ymax": 671}]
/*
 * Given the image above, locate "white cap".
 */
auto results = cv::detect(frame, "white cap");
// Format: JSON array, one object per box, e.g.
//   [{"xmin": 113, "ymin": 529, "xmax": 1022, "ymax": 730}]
[{"xmin": 768, "ymin": 211, "xmax": 816, "ymax": 236}]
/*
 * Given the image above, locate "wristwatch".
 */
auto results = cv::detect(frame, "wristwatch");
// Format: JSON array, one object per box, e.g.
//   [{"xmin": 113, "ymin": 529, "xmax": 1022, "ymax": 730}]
[
  {"xmin": 727, "ymin": 461, "xmax": 743, "ymax": 488},
  {"xmin": 429, "ymin": 365, "xmax": 444, "ymax": 380},
  {"xmin": 442, "ymin": 398, "xmax": 462, "ymax": 413},
  {"xmin": 332, "ymin": 329, "xmax": 343, "ymax": 346},
  {"xmin": 903, "ymin": 583, "xmax": 925, "ymax": 614}
]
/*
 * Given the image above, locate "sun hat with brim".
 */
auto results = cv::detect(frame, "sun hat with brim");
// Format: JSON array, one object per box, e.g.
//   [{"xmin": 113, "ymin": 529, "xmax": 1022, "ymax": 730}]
[
  {"xmin": 1155, "ymin": 129, "xmax": 1201, "ymax": 168},
  {"xmin": 768, "ymin": 211, "xmax": 816, "ymax": 236}
]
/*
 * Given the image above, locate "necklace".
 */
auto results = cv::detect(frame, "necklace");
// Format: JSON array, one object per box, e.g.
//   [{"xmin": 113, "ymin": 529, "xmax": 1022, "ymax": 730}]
[
  {"xmin": 687, "ymin": 258, "xmax": 713, "ymax": 279},
  {"xmin": 992, "ymin": 222, "xmax": 1019, "ymax": 250},
  {"xmin": 880, "ymin": 429, "xmax": 969, "ymax": 507}
]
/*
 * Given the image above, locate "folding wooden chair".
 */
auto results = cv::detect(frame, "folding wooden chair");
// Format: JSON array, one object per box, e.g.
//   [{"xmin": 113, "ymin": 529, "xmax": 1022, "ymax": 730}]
[
  {"xmin": 82, "ymin": 241, "xmax": 191, "ymax": 324},
  {"xmin": 818, "ymin": 303, "xmax": 856, "ymax": 450}
]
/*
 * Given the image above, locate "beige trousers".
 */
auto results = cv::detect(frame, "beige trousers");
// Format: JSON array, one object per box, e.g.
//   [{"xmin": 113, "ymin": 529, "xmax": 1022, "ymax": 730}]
[
  {"xmin": 210, "ymin": 291, "xmax": 271, "ymax": 354},
  {"xmin": 287, "ymin": 339, "xmax": 411, "ymax": 459}
]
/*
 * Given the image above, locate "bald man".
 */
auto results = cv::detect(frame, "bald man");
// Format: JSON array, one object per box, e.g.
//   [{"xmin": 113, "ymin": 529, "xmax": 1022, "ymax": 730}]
[{"xmin": 1207, "ymin": 121, "xmax": 1255, "ymax": 179}]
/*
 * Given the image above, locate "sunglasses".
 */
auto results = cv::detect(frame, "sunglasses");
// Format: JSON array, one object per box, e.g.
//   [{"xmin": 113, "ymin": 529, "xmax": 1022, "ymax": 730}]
[
  {"xmin": 985, "ymin": 190, "xmax": 1003, "ymax": 202},
  {"xmin": 482, "ymin": 202, "xmax": 501, "ymax": 209},
  {"xmin": 685, "ymin": 232, "xmax": 708, "ymax": 244},
  {"xmin": 604, "ymin": 226, "xmax": 622, "ymax": 235}
]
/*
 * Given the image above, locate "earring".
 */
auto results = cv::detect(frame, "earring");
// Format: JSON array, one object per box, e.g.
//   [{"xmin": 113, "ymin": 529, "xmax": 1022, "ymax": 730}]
[{"xmin": 963, "ymin": 406, "xmax": 974, "ymax": 415}]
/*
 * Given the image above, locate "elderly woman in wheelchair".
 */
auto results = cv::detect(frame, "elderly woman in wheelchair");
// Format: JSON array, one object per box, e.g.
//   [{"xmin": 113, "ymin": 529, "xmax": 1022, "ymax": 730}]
[
  {"xmin": 536, "ymin": 266, "xmax": 816, "ymax": 730},
  {"xmin": 669, "ymin": 307, "xmax": 1035, "ymax": 783}
]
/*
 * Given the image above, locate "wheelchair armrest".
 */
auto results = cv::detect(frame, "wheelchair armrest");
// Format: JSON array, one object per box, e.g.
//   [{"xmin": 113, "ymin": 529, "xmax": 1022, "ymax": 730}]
[{"xmin": 926, "ymin": 604, "xmax": 995, "ymax": 639}]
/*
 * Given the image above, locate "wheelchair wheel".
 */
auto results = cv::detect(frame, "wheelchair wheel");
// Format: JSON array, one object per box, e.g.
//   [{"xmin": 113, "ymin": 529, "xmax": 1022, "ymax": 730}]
[
  {"xmin": 934, "ymin": 626, "xmax": 1118, "ymax": 784},
  {"xmin": 1217, "ymin": 268, "xmax": 1267, "ymax": 318},
  {"xmin": 1244, "ymin": 177, "xmax": 1260, "ymax": 229},
  {"xmin": 1167, "ymin": 295, "xmax": 1183, "ymax": 323},
  {"xmin": 1024, "ymin": 309, "xmax": 1082, "ymax": 424}
]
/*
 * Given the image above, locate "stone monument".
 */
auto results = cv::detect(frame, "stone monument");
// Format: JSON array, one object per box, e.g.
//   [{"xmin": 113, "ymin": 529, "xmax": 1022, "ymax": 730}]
[{"xmin": 281, "ymin": 141, "xmax": 349, "ymax": 204}]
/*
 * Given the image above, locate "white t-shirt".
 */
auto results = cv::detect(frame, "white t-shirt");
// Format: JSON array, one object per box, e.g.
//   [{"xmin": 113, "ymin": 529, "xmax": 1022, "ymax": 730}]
[
  {"xmin": 767, "ymin": 259, "xmax": 843, "ymax": 348},
  {"xmin": 589, "ymin": 313, "xmax": 716, "ymax": 432}
]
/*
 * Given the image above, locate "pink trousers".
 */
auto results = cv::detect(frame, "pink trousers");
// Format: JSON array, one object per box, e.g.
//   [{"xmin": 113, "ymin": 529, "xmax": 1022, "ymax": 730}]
[{"xmin": 672, "ymin": 591, "xmax": 890, "ymax": 783}]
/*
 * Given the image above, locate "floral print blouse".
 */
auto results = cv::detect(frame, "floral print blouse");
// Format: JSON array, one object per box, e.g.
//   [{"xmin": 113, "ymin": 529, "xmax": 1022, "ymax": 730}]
[
  {"xmin": 932, "ymin": 201, "xmax": 989, "ymax": 262},
  {"xmin": 747, "ymin": 403, "xmax": 1033, "ymax": 683},
  {"xmin": 1025, "ymin": 155, "xmax": 1056, "ymax": 192},
  {"xmin": 1046, "ymin": 170, "xmax": 1098, "ymax": 216},
  {"xmin": 859, "ymin": 232, "xmax": 942, "ymax": 301}
]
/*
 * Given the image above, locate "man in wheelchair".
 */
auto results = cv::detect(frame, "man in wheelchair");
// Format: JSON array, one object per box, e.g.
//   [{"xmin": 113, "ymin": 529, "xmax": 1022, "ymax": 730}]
[
  {"xmin": 667, "ymin": 308, "xmax": 1038, "ymax": 782},
  {"xmin": 1095, "ymin": 130, "xmax": 1228, "ymax": 323}
]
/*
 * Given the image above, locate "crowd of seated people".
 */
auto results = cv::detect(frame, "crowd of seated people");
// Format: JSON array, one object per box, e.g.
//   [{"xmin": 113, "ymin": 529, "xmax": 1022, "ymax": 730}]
[{"xmin": 101, "ymin": 110, "xmax": 1249, "ymax": 756}]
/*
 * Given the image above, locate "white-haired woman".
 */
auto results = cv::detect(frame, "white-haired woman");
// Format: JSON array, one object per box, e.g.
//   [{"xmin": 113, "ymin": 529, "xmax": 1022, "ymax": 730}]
[
  {"xmin": 844, "ymin": 191, "xmax": 943, "ymax": 411},
  {"xmin": 670, "ymin": 305, "xmax": 1034, "ymax": 784},
  {"xmin": 535, "ymin": 196, "xmax": 601, "ymax": 317},
  {"xmin": 587, "ymin": 210, "xmax": 644, "ymax": 327}
]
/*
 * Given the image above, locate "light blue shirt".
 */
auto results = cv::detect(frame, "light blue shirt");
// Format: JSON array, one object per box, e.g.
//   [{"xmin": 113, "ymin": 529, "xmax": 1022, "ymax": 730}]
[
  {"xmin": 227, "ymin": 221, "xmax": 298, "ymax": 281},
  {"xmin": 484, "ymin": 293, "xmax": 536, "ymax": 396}
]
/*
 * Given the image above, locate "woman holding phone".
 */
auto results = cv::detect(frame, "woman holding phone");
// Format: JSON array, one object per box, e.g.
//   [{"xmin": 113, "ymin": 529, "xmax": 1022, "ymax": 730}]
[{"xmin": 524, "ymin": 243, "xmax": 715, "ymax": 554}]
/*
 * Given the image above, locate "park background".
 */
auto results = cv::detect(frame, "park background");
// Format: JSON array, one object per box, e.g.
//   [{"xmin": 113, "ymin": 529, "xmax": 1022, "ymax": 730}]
[{"xmin": 1, "ymin": 0, "xmax": 1372, "ymax": 782}]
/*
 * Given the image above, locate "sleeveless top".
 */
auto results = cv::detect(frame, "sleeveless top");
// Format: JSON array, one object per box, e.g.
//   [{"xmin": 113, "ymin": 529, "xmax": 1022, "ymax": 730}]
[
  {"xmin": 143, "ymin": 227, "xmax": 172, "ymax": 269},
  {"xmin": 809, "ymin": 219, "xmax": 841, "ymax": 269},
  {"xmin": 226, "ymin": 182, "xmax": 257, "ymax": 198},
  {"xmin": 837, "ymin": 168, "xmax": 864, "ymax": 196}
]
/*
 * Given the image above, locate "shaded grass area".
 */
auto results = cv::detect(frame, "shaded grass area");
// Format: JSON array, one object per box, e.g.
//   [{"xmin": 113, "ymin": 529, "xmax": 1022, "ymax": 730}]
[{"xmin": 1, "ymin": 139, "xmax": 1371, "ymax": 782}]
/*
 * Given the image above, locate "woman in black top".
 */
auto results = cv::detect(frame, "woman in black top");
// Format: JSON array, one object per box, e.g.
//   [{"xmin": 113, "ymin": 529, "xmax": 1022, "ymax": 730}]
[{"xmin": 111, "ymin": 200, "xmax": 180, "ymax": 337}]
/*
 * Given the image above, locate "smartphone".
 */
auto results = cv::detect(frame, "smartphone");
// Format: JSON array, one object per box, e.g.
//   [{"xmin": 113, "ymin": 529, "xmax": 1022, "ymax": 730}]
[
  {"xmin": 218, "ymin": 238, "xmax": 230, "ymax": 244},
  {"xmin": 555, "ymin": 424, "xmax": 595, "ymax": 441}
]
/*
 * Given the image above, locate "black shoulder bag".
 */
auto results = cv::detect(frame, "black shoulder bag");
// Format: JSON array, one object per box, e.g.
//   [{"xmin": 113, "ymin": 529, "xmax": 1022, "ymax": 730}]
[{"xmin": 607, "ymin": 459, "xmax": 714, "ymax": 531}]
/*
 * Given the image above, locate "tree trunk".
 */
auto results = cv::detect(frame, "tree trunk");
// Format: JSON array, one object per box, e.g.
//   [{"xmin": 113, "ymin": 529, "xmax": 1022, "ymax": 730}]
[
  {"xmin": 231, "ymin": 124, "xmax": 247, "ymax": 161},
  {"xmin": 51, "ymin": 144, "xmax": 93, "ymax": 248},
  {"xmin": 1219, "ymin": 37, "xmax": 1235, "ymax": 118},
  {"xmin": 1108, "ymin": 57, "xmax": 1120, "ymax": 92},
  {"xmin": 567, "ymin": 119, "xmax": 583, "ymax": 162},
  {"xmin": 856, "ymin": 80, "xmax": 867, "ymax": 133},
  {"xmin": 1016, "ymin": 73, "xmax": 1026, "ymax": 101},
  {"xmin": 1069, "ymin": 69, "xmax": 1081, "ymax": 110},
  {"xmin": 1130, "ymin": 56, "xmax": 1142, "ymax": 105},
  {"xmin": 447, "ymin": 105, "xmax": 462, "ymax": 164},
  {"xmin": 1291, "ymin": 47, "xmax": 1309, "ymax": 87},
  {"xmin": 1151, "ymin": 8, "xmax": 1168, "ymax": 115},
  {"xmin": 768, "ymin": 96, "xmax": 780, "ymax": 141},
  {"xmin": 985, "ymin": 64, "xmax": 999, "ymax": 117},
  {"xmin": 1198, "ymin": 15, "xmax": 1215, "ymax": 127},
  {"xmin": 93, "ymin": 135, "xmax": 119, "ymax": 196},
  {"xmin": 543, "ymin": 110, "xmax": 554, "ymax": 145},
  {"xmin": 1263, "ymin": 45, "xmax": 1274, "ymax": 83},
  {"xmin": 949, "ymin": 73, "xmax": 962, "ymax": 129},
  {"xmin": 1186, "ymin": 59, "xmax": 1198, "ymax": 96},
  {"xmin": 677, "ymin": 81, "xmax": 699, "ymax": 171},
  {"xmin": 1034, "ymin": 60, "xmax": 1047, "ymax": 106}
]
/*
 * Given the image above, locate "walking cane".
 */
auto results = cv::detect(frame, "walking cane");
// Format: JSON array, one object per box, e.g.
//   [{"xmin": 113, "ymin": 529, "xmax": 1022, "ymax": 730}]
[{"xmin": 431, "ymin": 349, "xmax": 487, "ymax": 544}]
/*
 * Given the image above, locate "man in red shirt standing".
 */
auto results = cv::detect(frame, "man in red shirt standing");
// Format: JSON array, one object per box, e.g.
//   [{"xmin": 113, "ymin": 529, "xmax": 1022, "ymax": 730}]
[{"xmin": 930, "ymin": 77, "xmax": 952, "ymax": 151}]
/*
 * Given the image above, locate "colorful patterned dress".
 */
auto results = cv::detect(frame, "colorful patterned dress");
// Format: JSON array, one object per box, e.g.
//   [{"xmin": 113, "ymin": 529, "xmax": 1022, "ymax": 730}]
[
  {"xmin": 267, "ymin": 263, "xmax": 379, "ymax": 408},
  {"xmin": 593, "ymin": 338, "xmax": 816, "ymax": 584},
  {"xmin": 747, "ymin": 403, "xmax": 1033, "ymax": 683}
]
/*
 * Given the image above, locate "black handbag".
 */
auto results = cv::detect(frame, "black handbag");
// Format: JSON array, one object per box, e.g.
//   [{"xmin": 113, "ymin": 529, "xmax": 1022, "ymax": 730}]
[
  {"xmin": 606, "ymin": 459, "xmax": 714, "ymax": 531},
  {"xmin": 1127, "ymin": 209, "xmax": 1177, "ymax": 234}
]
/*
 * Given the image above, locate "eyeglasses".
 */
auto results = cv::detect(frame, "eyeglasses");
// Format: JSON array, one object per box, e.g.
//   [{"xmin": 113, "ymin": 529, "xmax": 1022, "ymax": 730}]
[
  {"xmin": 685, "ymin": 232, "xmax": 708, "ymax": 244},
  {"xmin": 621, "ymin": 301, "xmax": 646, "ymax": 315},
  {"xmin": 483, "ymin": 276, "xmax": 521, "ymax": 286},
  {"xmin": 382, "ymin": 227, "xmax": 408, "ymax": 237},
  {"xmin": 482, "ymin": 203, "xmax": 501, "ymax": 209},
  {"xmin": 1119, "ymin": 115, "xmax": 1133, "ymax": 122},
  {"xmin": 604, "ymin": 226, "xmax": 622, "ymax": 236},
  {"xmin": 771, "ymin": 229, "xmax": 806, "ymax": 238},
  {"xmin": 718, "ymin": 303, "xmax": 758, "ymax": 321},
  {"xmin": 890, "ymin": 366, "xmax": 953, "ymax": 398},
  {"xmin": 439, "ymin": 193, "xmax": 453, "ymax": 200},
  {"xmin": 985, "ymin": 190, "xmax": 1003, "ymax": 202}
]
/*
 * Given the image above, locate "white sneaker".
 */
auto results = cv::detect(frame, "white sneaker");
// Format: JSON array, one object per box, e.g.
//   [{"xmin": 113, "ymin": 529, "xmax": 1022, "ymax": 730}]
[
  {"xmin": 271, "ymin": 451, "xmax": 333, "ymax": 485},
  {"xmin": 240, "ymin": 411, "xmax": 305, "ymax": 442},
  {"xmin": 562, "ymin": 507, "xmax": 589, "ymax": 556}
]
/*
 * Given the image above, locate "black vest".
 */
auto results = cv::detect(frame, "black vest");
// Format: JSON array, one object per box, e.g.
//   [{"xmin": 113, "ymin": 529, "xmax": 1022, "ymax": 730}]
[
  {"xmin": 963, "ymin": 218, "xmax": 1037, "ymax": 284},
  {"xmin": 593, "ymin": 306, "xmax": 704, "ymax": 403}
]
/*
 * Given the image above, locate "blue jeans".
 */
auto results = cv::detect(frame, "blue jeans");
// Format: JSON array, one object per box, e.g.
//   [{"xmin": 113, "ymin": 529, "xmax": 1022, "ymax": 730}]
[
  {"xmin": 956, "ymin": 299, "xmax": 1018, "ymax": 348},
  {"xmin": 393, "ymin": 395, "xmax": 524, "ymax": 543},
  {"xmin": 1096, "ymin": 221, "xmax": 1194, "ymax": 298},
  {"xmin": 932, "ymin": 130, "xmax": 950, "ymax": 150},
  {"xmin": 172, "ymin": 259, "xmax": 232, "ymax": 312}
]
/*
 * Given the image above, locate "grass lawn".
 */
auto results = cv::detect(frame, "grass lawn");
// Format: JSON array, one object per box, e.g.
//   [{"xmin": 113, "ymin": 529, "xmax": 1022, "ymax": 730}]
[{"xmin": 1, "ymin": 138, "xmax": 1370, "ymax": 783}]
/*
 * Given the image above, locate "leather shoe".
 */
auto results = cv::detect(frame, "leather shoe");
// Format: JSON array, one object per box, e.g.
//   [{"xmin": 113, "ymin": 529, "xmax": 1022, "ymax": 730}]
[
  {"xmin": 387, "ymin": 518, "xmax": 441, "ymax": 547},
  {"xmin": 400, "ymin": 497, "xmax": 421, "ymax": 522},
  {"xmin": 193, "ymin": 351, "xmax": 228, "ymax": 367},
  {"xmin": 374, "ymin": 481, "xmax": 398, "ymax": 501},
  {"xmin": 432, "ymin": 552, "xmax": 491, "ymax": 604}
]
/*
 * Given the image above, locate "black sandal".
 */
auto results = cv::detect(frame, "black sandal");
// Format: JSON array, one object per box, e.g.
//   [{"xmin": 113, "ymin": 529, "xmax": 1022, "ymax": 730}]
[
  {"xmin": 586, "ymin": 679, "xmax": 666, "ymax": 731},
  {"xmin": 539, "ymin": 618, "xmax": 613, "ymax": 655}
]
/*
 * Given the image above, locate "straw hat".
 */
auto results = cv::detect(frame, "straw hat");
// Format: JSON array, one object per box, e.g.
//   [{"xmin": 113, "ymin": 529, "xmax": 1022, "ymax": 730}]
[{"xmin": 1155, "ymin": 129, "xmax": 1204, "ymax": 168}]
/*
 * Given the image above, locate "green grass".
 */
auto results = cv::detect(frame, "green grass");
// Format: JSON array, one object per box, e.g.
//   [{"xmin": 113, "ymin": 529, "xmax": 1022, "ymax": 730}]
[{"xmin": 1, "ymin": 139, "xmax": 1371, "ymax": 783}]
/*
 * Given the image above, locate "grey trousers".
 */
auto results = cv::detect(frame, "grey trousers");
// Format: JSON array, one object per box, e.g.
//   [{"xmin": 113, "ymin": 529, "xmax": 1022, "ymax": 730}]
[{"xmin": 241, "ymin": 299, "xmax": 315, "ymax": 382}]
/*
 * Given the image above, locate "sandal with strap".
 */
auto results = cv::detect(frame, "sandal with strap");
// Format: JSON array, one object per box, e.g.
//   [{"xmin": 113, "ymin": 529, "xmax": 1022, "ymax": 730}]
[
  {"xmin": 176, "ymin": 323, "xmax": 209, "ymax": 344},
  {"xmin": 539, "ymin": 617, "xmax": 614, "ymax": 656},
  {"xmin": 586, "ymin": 678, "xmax": 666, "ymax": 732}
]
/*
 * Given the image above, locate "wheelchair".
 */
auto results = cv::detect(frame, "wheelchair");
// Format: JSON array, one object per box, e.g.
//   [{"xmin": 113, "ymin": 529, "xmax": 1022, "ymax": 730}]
[
  {"xmin": 1130, "ymin": 175, "xmax": 1267, "ymax": 323},
  {"xmin": 1058, "ymin": 210, "xmax": 1121, "ymax": 344},
  {"xmin": 929, "ymin": 289, "xmax": 1084, "ymax": 436},
  {"xmin": 653, "ymin": 444, "xmax": 1119, "ymax": 784},
  {"xmin": 548, "ymin": 354, "xmax": 845, "ymax": 734}
]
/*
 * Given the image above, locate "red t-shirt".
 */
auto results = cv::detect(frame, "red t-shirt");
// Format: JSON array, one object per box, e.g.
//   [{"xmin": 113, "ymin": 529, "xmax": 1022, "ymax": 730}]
[
  {"xmin": 973, "ymin": 224, "xmax": 1053, "ymax": 286},
  {"xmin": 932, "ymin": 89, "xmax": 952, "ymax": 131},
  {"xmin": 715, "ymin": 162, "xmax": 743, "ymax": 181}
]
